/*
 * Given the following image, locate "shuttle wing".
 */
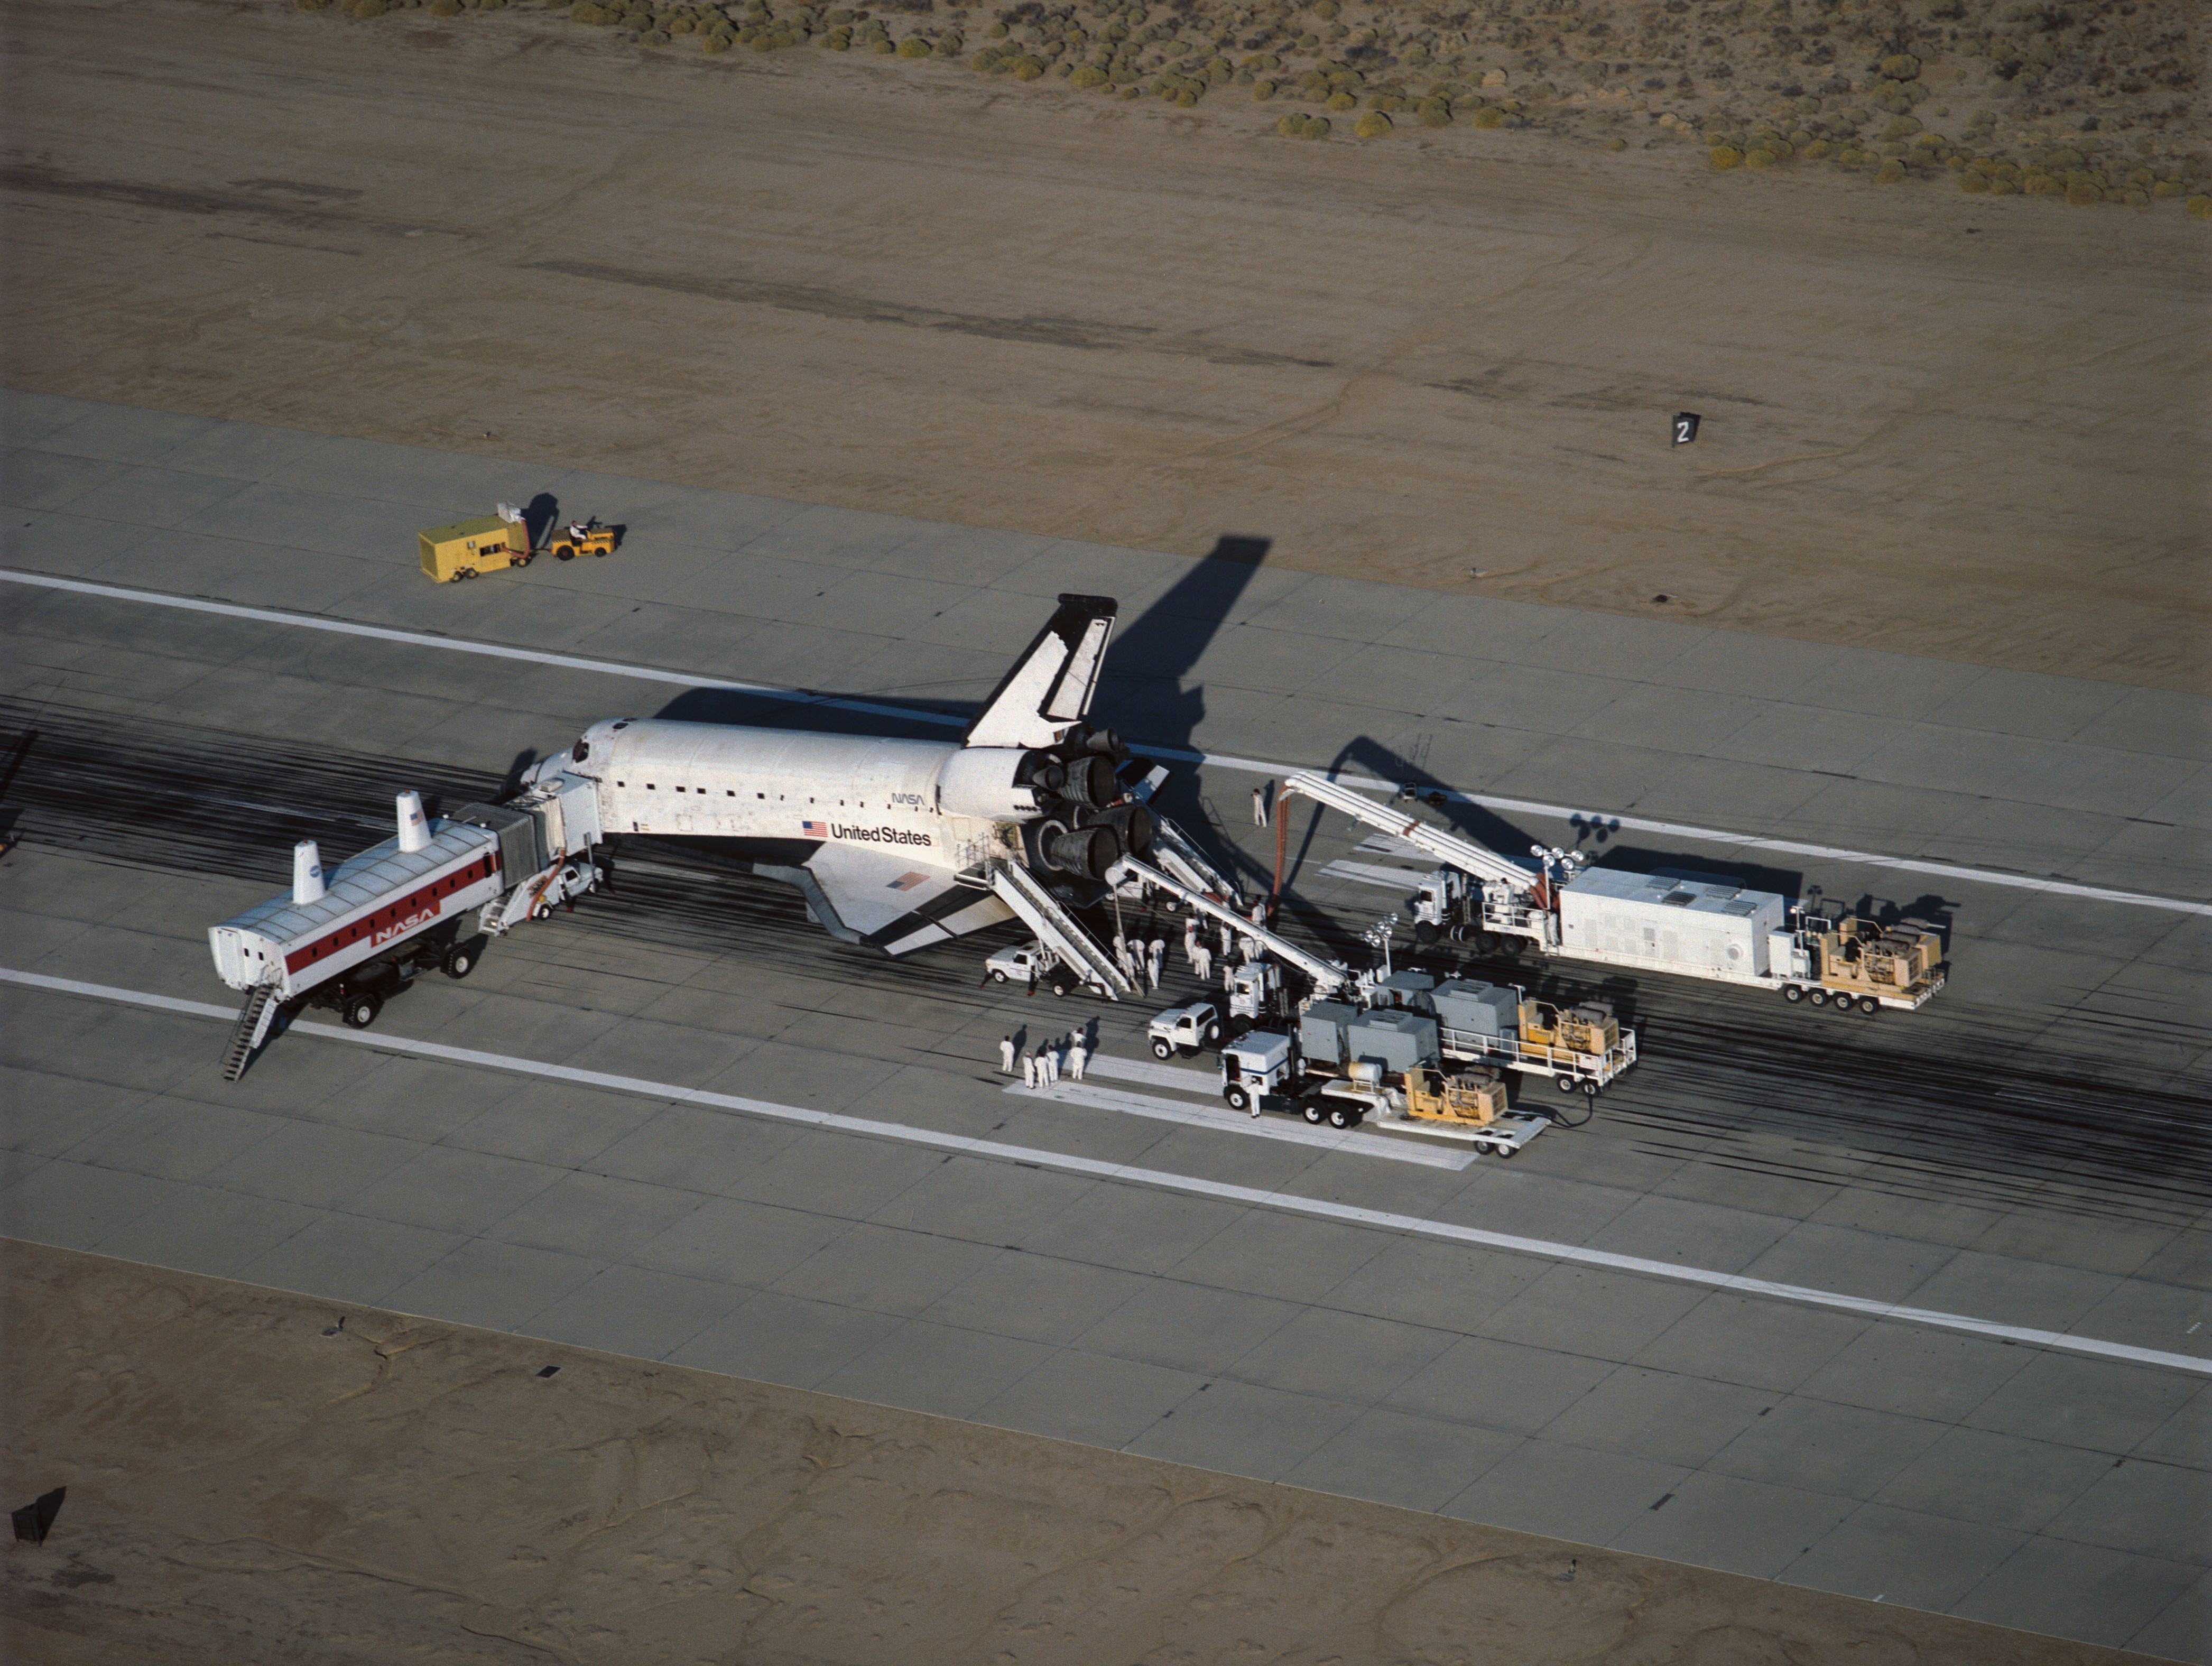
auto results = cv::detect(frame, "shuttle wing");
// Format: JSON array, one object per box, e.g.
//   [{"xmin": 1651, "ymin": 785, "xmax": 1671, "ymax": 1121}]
[
  {"xmin": 760, "ymin": 844, "xmax": 1015, "ymax": 957},
  {"xmin": 964, "ymin": 594, "xmax": 1117, "ymax": 750}
]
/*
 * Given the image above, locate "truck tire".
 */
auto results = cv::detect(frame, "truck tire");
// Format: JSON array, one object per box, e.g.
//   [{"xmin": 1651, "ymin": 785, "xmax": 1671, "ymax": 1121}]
[
  {"xmin": 1152, "ymin": 1039, "xmax": 1174, "ymax": 1060},
  {"xmin": 1496, "ymin": 1142, "xmax": 1516, "ymax": 1159},
  {"xmin": 1830, "ymin": 997, "xmax": 1856, "ymax": 1017},
  {"xmin": 555, "ymin": 544, "xmax": 576, "ymax": 561},
  {"xmin": 441, "ymin": 940, "xmax": 479, "ymax": 980},
  {"xmin": 1581, "ymin": 1079, "xmax": 1598, "ymax": 1098},
  {"xmin": 1051, "ymin": 978, "xmax": 1070, "ymax": 997},
  {"xmin": 1860, "ymin": 996, "xmax": 1882, "ymax": 1015},
  {"xmin": 1807, "ymin": 988, "xmax": 1828, "ymax": 1007},
  {"xmin": 1203, "ymin": 1021, "xmax": 1220, "ymax": 1044},
  {"xmin": 1414, "ymin": 921, "xmax": 1440, "ymax": 945},
  {"xmin": 991, "ymin": 969, "xmax": 1008, "ymax": 984},
  {"xmin": 1327, "ymin": 1105, "xmax": 1353, "ymax": 1130},
  {"xmin": 1302, "ymin": 1103, "xmax": 1324, "ymax": 1125},
  {"xmin": 341, "ymin": 991, "xmax": 383, "ymax": 1030},
  {"xmin": 1224, "ymin": 1085, "xmax": 1250, "ymax": 1112},
  {"xmin": 1555, "ymin": 1075, "xmax": 1575, "ymax": 1093},
  {"xmin": 1783, "ymin": 985, "xmax": 1804, "ymax": 1003}
]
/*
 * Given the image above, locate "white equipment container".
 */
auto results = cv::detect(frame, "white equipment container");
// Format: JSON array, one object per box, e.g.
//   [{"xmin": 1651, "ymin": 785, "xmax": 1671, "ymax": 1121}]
[{"xmin": 1557, "ymin": 868, "xmax": 1787, "ymax": 983}]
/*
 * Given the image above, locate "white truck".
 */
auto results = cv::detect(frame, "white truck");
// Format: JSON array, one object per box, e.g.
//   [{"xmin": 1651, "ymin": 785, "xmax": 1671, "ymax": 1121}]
[
  {"xmin": 1278, "ymin": 772, "xmax": 1946, "ymax": 1015},
  {"xmin": 1148, "ymin": 1001, "xmax": 1224, "ymax": 1059},
  {"xmin": 984, "ymin": 940, "xmax": 1114, "ymax": 998}
]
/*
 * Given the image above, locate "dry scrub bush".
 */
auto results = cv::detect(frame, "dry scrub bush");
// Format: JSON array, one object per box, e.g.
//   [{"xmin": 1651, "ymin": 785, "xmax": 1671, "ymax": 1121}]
[
  {"xmin": 1745, "ymin": 148, "xmax": 1775, "ymax": 168},
  {"xmin": 1604, "ymin": 136, "xmax": 1626, "ymax": 152},
  {"xmin": 1708, "ymin": 145, "xmax": 1742, "ymax": 169},
  {"xmin": 1253, "ymin": 79, "xmax": 1276, "ymax": 100},
  {"xmin": 705, "ymin": 30, "xmax": 730, "ymax": 47},
  {"xmin": 1960, "ymin": 171, "xmax": 1989, "ymax": 193},
  {"xmin": 1801, "ymin": 139, "xmax": 1830, "ymax": 160},
  {"xmin": 1470, "ymin": 106, "xmax": 1505, "ymax": 129},
  {"xmin": 1420, "ymin": 101, "xmax": 1451, "ymax": 128},
  {"xmin": 1354, "ymin": 109, "xmax": 1392, "ymax": 137},
  {"xmin": 1071, "ymin": 64, "xmax": 1107, "ymax": 86},
  {"xmin": 896, "ymin": 35, "xmax": 928, "ymax": 55},
  {"xmin": 1875, "ymin": 160, "xmax": 1905, "ymax": 184},
  {"xmin": 2188, "ymin": 196, "xmax": 2212, "ymax": 220},
  {"xmin": 1878, "ymin": 53, "xmax": 1921, "ymax": 80},
  {"xmin": 429, "ymin": 0, "xmax": 460, "ymax": 12},
  {"xmin": 1327, "ymin": 91, "xmax": 1355, "ymax": 110},
  {"xmin": 2065, "ymin": 180, "xmax": 2101, "ymax": 206}
]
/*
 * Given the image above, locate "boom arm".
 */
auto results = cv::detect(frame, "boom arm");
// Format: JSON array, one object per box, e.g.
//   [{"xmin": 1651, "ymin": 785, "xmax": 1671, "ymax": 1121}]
[
  {"xmin": 1276, "ymin": 772, "xmax": 1534, "ymax": 891},
  {"xmin": 1109, "ymin": 856, "xmax": 1352, "ymax": 995}
]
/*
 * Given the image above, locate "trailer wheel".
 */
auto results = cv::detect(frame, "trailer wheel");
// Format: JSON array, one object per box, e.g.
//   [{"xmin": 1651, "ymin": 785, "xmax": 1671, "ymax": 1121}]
[
  {"xmin": 1581, "ymin": 1079, "xmax": 1599, "ymax": 1099},
  {"xmin": 1859, "ymin": 996, "xmax": 1882, "ymax": 1015},
  {"xmin": 1152, "ymin": 1039, "xmax": 1174, "ymax": 1060},
  {"xmin": 1302, "ymin": 1103, "xmax": 1324, "ymax": 1125},
  {"xmin": 1806, "ymin": 988, "xmax": 1828, "ymax": 1007},
  {"xmin": 341, "ymin": 991, "xmax": 382, "ymax": 1030},
  {"xmin": 1830, "ymin": 996, "xmax": 1857, "ymax": 1017},
  {"xmin": 441, "ymin": 941, "xmax": 478, "ymax": 980},
  {"xmin": 1496, "ymin": 1142, "xmax": 1516, "ymax": 1159},
  {"xmin": 1225, "ymin": 1085, "xmax": 1250, "ymax": 1112},
  {"xmin": 1783, "ymin": 985, "xmax": 1804, "ymax": 1004},
  {"xmin": 1554, "ymin": 1075, "xmax": 1575, "ymax": 1093}
]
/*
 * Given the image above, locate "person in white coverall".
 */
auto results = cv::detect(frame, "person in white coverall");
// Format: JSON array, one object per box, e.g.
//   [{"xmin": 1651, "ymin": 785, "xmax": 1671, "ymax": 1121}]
[
  {"xmin": 1149, "ymin": 937, "xmax": 1166, "ymax": 978},
  {"xmin": 1191, "ymin": 943, "xmax": 1211, "ymax": 983},
  {"xmin": 1068, "ymin": 1035, "xmax": 1087, "ymax": 1080},
  {"xmin": 1219, "ymin": 921, "xmax": 1234, "ymax": 958},
  {"xmin": 1000, "ymin": 1035, "xmax": 1016, "ymax": 1075},
  {"xmin": 1022, "ymin": 1051, "xmax": 1038, "ymax": 1088},
  {"xmin": 1253, "ymin": 784, "xmax": 1270, "ymax": 827}
]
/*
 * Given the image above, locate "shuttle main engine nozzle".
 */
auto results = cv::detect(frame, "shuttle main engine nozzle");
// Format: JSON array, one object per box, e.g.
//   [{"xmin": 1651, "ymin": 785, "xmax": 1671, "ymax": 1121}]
[{"xmin": 1038, "ymin": 822, "xmax": 1120, "ymax": 879}]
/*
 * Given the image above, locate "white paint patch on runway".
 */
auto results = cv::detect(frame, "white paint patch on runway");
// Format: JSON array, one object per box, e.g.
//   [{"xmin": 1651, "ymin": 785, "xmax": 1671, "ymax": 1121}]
[
  {"xmin": 1085, "ymin": 1054, "xmax": 1221, "ymax": 1097},
  {"xmin": 1006, "ymin": 1078, "xmax": 1475, "ymax": 1170},
  {"xmin": 1321, "ymin": 859, "xmax": 1428, "ymax": 892},
  {"xmin": 8, "ymin": 966, "xmax": 2207, "ymax": 1377},
  {"xmin": 5, "ymin": 570, "xmax": 2206, "ymax": 918}
]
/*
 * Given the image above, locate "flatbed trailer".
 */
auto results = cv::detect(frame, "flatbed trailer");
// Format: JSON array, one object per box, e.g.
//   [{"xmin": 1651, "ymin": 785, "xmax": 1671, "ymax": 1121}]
[{"xmin": 1276, "ymin": 772, "xmax": 1948, "ymax": 1016}]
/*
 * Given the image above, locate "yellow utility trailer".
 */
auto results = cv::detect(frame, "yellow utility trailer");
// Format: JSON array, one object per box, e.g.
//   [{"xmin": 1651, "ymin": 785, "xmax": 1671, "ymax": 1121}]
[{"xmin": 420, "ymin": 514, "xmax": 530, "ymax": 584}]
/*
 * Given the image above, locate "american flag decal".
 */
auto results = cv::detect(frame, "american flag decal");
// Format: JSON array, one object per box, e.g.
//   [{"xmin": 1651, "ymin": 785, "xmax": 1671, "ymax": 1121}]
[
  {"xmin": 886, "ymin": 871, "xmax": 929, "ymax": 892},
  {"xmin": 801, "ymin": 820, "xmax": 825, "ymax": 835}
]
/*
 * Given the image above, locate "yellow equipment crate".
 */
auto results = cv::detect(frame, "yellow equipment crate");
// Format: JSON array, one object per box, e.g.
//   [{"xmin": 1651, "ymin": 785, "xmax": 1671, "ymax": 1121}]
[{"xmin": 419, "ymin": 515, "xmax": 529, "ymax": 584}]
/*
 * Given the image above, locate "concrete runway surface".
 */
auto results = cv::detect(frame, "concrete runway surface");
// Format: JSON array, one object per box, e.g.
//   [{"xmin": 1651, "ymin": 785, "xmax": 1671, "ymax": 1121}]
[{"xmin": 1, "ymin": 391, "xmax": 2206, "ymax": 1657}]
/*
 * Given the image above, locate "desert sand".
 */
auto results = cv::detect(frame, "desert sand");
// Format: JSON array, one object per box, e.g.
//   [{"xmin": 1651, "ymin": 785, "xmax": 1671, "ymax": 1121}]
[
  {"xmin": 2, "ymin": 0, "xmax": 2206, "ymax": 688},
  {"xmin": 0, "ymin": 1239, "xmax": 2164, "ymax": 1664}
]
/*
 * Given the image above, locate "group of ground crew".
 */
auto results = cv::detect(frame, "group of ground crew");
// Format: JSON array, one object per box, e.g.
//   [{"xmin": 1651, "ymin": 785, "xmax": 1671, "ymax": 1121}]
[{"xmin": 1002, "ymin": 1029, "xmax": 1089, "ymax": 1087}]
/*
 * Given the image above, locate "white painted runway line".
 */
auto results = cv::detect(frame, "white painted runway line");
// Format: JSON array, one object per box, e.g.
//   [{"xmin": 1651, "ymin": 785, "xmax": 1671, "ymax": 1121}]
[
  {"xmin": 1004, "ymin": 1078, "xmax": 1476, "ymax": 1170},
  {"xmin": 8, "ymin": 570, "xmax": 2204, "ymax": 918},
  {"xmin": 7, "ymin": 967, "xmax": 2205, "ymax": 1377}
]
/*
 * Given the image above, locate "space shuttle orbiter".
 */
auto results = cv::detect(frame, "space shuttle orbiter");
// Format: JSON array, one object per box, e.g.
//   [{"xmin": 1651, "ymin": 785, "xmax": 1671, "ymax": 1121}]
[{"xmin": 536, "ymin": 594, "xmax": 1161, "ymax": 959}]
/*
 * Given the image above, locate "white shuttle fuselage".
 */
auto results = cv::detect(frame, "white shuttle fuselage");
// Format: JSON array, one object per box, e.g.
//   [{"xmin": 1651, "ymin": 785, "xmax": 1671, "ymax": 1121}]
[
  {"xmin": 567, "ymin": 719, "xmax": 1033, "ymax": 872},
  {"xmin": 532, "ymin": 593, "xmax": 1149, "ymax": 957}
]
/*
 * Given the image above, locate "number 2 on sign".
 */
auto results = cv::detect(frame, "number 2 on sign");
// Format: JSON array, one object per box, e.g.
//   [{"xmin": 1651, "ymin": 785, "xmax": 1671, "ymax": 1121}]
[{"xmin": 1672, "ymin": 412, "xmax": 1701, "ymax": 446}]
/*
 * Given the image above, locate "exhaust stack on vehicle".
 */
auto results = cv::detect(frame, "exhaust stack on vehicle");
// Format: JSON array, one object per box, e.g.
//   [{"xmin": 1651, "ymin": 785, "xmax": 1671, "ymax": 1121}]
[
  {"xmin": 291, "ymin": 841, "xmax": 325, "ymax": 906},
  {"xmin": 396, "ymin": 791, "xmax": 431, "ymax": 854}
]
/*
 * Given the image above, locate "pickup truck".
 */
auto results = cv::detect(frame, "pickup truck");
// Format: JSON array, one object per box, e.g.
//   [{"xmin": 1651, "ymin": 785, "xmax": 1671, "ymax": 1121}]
[{"xmin": 1148, "ymin": 1001, "xmax": 1223, "ymax": 1059}]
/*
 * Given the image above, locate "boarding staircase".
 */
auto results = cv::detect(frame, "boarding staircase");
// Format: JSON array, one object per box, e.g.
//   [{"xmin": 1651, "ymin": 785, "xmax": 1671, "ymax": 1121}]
[
  {"xmin": 986, "ymin": 860, "xmax": 1135, "ymax": 1000},
  {"xmin": 1147, "ymin": 813, "xmax": 1245, "ymax": 907},
  {"xmin": 220, "ymin": 985, "xmax": 282, "ymax": 1082}
]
